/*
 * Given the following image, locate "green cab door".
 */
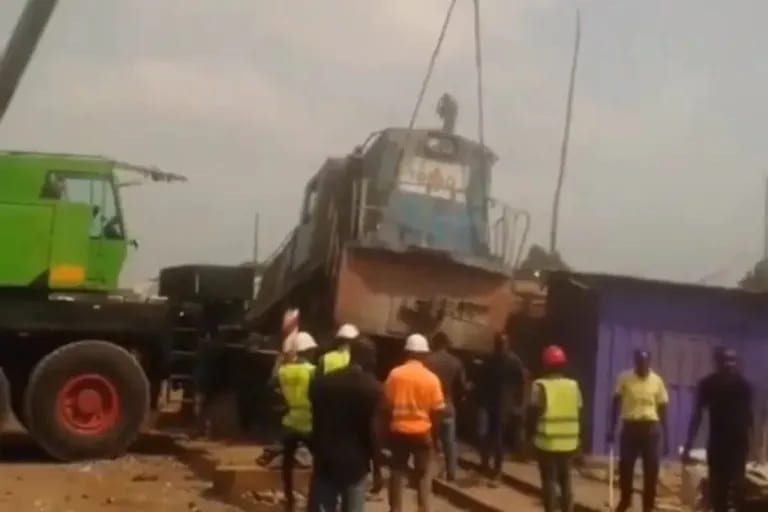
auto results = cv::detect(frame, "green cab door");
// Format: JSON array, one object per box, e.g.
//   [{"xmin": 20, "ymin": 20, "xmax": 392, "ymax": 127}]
[{"xmin": 46, "ymin": 172, "xmax": 127, "ymax": 290}]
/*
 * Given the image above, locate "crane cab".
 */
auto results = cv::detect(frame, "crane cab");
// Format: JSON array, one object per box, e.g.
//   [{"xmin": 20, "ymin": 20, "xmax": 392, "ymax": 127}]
[{"xmin": 0, "ymin": 152, "xmax": 184, "ymax": 291}]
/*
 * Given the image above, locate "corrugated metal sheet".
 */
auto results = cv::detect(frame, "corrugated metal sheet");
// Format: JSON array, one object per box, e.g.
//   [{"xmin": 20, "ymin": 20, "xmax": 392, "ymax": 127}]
[
  {"xmin": 588, "ymin": 280, "xmax": 768, "ymax": 455},
  {"xmin": 547, "ymin": 272, "xmax": 768, "ymax": 457},
  {"xmin": 592, "ymin": 324, "xmax": 716, "ymax": 454}
]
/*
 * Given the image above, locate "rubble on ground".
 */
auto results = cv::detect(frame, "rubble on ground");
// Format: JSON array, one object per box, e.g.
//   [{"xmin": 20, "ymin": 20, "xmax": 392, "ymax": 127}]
[
  {"xmin": 255, "ymin": 444, "xmax": 312, "ymax": 469},
  {"xmin": 0, "ymin": 451, "xmax": 238, "ymax": 512},
  {"xmin": 242, "ymin": 489, "xmax": 306, "ymax": 507},
  {"xmin": 747, "ymin": 463, "xmax": 768, "ymax": 499}
]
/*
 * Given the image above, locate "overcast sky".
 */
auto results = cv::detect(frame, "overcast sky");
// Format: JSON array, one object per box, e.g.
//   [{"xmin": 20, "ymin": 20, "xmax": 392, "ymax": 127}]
[{"xmin": 1, "ymin": 0, "xmax": 765, "ymax": 286}]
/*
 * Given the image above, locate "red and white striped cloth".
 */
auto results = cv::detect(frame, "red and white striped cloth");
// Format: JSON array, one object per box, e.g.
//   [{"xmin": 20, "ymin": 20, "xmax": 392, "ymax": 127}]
[{"xmin": 281, "ymin": 308, "xmax": 300, "ymax": 355}]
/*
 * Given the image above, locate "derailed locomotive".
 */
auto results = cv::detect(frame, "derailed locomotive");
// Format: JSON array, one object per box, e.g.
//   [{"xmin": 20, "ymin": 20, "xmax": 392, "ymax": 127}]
[{"xmin": 249, "ymin": 98, "xmax": 530, "ymax": 365}]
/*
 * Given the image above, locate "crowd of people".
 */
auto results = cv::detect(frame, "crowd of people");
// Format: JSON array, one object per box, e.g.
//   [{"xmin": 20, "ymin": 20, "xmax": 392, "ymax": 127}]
[
  {"xmin": 277, "ymin": 325, "xmax": 447, "ymax": 512},
  {"xmin": 274, "ymin": 313, "xmax": 755, "ymax": 512}
]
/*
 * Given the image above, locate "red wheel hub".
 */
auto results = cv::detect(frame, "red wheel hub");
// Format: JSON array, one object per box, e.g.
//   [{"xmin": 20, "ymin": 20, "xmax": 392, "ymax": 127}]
[{"xmin": 56, "ymin": 374, "xmax": 120, "ymax": 435}]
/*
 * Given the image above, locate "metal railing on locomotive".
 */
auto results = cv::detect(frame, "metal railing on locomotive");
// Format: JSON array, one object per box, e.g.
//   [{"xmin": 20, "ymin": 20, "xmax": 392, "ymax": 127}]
[{"xmin": 354, "ymin": 178, "xmax": 530, "ymax": 272}]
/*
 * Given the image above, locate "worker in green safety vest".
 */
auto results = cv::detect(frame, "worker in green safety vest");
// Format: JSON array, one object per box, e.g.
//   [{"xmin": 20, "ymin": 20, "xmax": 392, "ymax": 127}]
[
  {"xmin": 527, "ymin": 345, "xmax": 582, "ymax": 512},
  {"xmin": 317, "ymin": 323, "xmax": 359, "ymax": 375},
  {"xmin": 278, "ymin": 330, "xmax": 317, "ymax": 512}
]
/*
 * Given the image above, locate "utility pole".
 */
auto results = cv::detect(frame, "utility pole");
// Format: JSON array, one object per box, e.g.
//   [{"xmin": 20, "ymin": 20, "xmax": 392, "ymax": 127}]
[
  {"xmin": 549, "ymin": 10, "xmax": 581, "ymax": 255},
  {"xmin": 763, "ymin": 175, "xmax": 768, "ymax": 259},
  {"xmin": 0, "ymin": 0, "xmax": 59, "ymax": 126},
  {"xmin": 252, "ymin": 212, "xmax": 260, "ymax": 264}
]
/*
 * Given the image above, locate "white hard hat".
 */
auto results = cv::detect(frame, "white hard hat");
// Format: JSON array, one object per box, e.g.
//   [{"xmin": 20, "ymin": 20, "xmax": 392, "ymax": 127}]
[
  {"xmin": 336, "ymin": 323, "xmax": 360, "ymax": 340},
  {"xmin": 294, "ymin": 331, "xmax": 317, "ymax": 352},
  {"xmin": 405, "ymin": 333, "xmax": 430, "ymax": 353}
]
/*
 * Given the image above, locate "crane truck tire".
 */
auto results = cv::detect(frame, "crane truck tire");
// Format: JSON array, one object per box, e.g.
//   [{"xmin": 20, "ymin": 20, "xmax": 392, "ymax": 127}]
[
  {"xmin": 23, "ymin": 340, "xmax": 150, "ymax": 461},
  {"xmin": 0, "ymin": 368, "xmax": 11, "ymax": 430}
]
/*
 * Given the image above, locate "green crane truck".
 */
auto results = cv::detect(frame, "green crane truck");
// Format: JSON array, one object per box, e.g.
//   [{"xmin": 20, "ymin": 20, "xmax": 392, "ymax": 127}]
[
  {"xmin": 0, "ymin": 3, "xmax": 261, "ymax": 460},
  {"xmin": 0, "ymin": 2, "xmax": 197, "ymax": 460},
  {"xmin": 0, "ymin": 150, "xmax": 187, "ymax": 461}
]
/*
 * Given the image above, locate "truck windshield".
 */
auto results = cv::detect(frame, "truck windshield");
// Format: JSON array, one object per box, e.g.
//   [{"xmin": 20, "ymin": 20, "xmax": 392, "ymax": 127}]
[{"xmin": 41, "ymin": 172, "xmax": 124, "ymax": 240}]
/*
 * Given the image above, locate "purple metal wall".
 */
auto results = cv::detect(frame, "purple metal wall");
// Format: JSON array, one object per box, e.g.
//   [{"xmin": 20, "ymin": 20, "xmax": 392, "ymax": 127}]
[{"xmin": 589, "ymin": 283, "xmax": 768, "ymax": 455}]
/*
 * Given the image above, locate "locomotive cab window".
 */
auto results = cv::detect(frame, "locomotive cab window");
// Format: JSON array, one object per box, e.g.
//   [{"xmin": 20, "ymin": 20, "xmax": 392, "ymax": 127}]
[
  {"xmin": 40, "ymin": 172, "xmax": 124, "ymax": 240},
  {"xmin": 424, "ymin": 135, "xmax": 457, "ymax": 158},
  {"xmin": 397, "ymin": 153, "xmax": 468, "ymax": 203}
]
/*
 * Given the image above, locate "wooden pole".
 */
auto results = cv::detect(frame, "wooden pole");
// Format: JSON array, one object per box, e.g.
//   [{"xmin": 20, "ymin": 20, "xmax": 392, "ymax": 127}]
[{"xmin": 549, "ymin": 10, "xmax": 581, "ymax": 254}]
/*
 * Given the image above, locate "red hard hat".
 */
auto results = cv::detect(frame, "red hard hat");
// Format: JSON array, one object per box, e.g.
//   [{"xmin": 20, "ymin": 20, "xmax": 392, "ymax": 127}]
[{"xmin": 542, "ymin": 345, "xmax": 567, "ymax": 367}]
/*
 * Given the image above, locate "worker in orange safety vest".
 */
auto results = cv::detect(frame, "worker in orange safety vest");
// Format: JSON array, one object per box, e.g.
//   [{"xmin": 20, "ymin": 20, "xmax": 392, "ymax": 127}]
[{"xmin": 383, "ymin": 333, "xmax": 445, "ymax": 512}]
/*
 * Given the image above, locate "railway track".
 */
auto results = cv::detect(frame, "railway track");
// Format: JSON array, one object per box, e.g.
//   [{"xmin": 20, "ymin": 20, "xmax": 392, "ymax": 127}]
[
  {"xmin": 438, "ymin": 443, "xmax": 606, "ymax": 512},
  {"xmin": 375, "ymin": 445, "xmax": 544, "ymax": 512},
  {"xmin": 171, "ymin": 435, "xmax": 544, "ymax": 512},
  {"xmin": 429, "ymin": 472, "xmax": 542, "ymax": 512}
]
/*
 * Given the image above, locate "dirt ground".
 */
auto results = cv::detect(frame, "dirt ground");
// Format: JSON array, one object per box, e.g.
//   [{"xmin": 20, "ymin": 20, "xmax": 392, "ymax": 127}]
[
  {"xmin": 0, "ymin": 433, "xmax": 239, "ymax": 512},
  {"xmin": 0, "ymin": 431, "xmax": 464, "ymax": 512},
  {"xmin": 0, "ymin": 454, "xmax": 455, "ymax": 512},
  {"xmin": 0, "ymin": 417, "xmax": 534, "ymax": 512}
]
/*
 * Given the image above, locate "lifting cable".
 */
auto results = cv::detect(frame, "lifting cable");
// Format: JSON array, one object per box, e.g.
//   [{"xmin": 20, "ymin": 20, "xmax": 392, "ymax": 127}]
[
  {"xmin": 406, "ymin": 0, "xmax": 458, "ymax": 133},
  {"xmin": 401, "ymin": 0, "xmax": 488, "ymax": 250},
  {"xmin": 406, "ymin": 0, "xmax": 487, "ymax": 146},
  {"xmin": 472, "ymin": 0, "xmax": 485, "ymax": 148},
  {"xmin": 548, "ymin": 10, "xmax": 581, "ymax": 254}
]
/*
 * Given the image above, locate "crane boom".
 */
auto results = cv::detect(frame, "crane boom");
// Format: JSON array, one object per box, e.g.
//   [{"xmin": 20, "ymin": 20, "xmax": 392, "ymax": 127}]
[{"xmin": 0, "ymin": 0, "xmax": 59, "ymax": 125}]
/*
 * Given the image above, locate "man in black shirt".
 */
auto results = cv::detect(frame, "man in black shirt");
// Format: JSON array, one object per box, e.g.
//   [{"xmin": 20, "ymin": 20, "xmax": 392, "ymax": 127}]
[
  {"xmin": 308, "ymin": 338, "xmax": 383, "ymax": 512},
  {"xmin": 477, "ymin": 333, "xmax": 526, "ymax": 481},
  {"xmin": 425, "ymin": 331, "xmax": 468, "ymax": 482},
  {"xmin": 683, "ymin": 347, "xmax": 753, "ymax": 512}
]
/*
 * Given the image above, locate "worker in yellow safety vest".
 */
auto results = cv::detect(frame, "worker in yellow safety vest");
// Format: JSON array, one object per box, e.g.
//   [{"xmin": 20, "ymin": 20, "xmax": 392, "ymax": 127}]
[
  {"xmin": 527, "ymin": 345, "xmax": 582, "ymax": 512},
  {"xmin": 278, "ymin": 331, "xmax": 317, "ymax": 512},
  {"xmin": 317, "ymin": 323, "xmax": 359, "ymax": 375}
]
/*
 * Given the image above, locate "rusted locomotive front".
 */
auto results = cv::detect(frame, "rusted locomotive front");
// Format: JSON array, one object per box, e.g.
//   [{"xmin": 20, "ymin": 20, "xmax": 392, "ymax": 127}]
[
  {"xmin": 250, "ymin": 99, "xmax": 528, "ymax": 356},
  {"xmin": 333, "ymin": 126, "xmax": 528, "ymax": 353}
]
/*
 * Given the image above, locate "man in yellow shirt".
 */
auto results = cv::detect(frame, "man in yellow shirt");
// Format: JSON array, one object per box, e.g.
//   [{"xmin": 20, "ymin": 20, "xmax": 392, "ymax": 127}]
[{"xmin": 607, "ymin": 350, "xmax": 669, "ymax": 512}]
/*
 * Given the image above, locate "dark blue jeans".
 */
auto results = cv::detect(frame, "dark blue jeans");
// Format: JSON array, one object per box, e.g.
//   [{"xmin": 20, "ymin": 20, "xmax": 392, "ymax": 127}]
[
  {"xmin": 308, "ymin": 473, "xmax": 367, "ymax": 512},
  {"xmin": 438, "ymin": 416, "xmax": 458, "ymax": 481},
  {"xmin": 282, "ymin": 431, "xmax": 312, "ymax": 511},
  {"xmin": 479, "ymin": 408, "xmax": 519, "ymax": 478},
  {"xmin": 537, "ymin": 450, "xmax": 574, "ymax": 512}
]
